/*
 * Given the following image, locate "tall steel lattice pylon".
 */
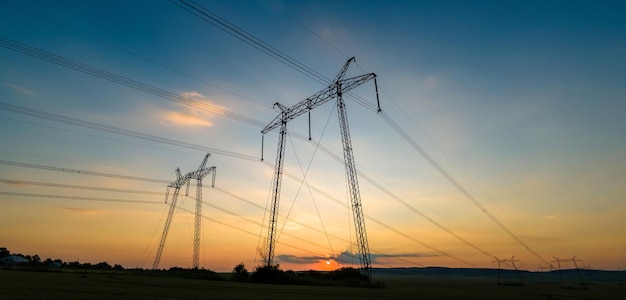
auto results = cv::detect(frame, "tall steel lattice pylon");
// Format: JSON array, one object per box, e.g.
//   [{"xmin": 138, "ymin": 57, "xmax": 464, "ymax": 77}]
[
  {"xmin": 261, "ymin": 57, "xmax": 379, "ymax": 281},
  {"xmin": 152, "ymin": 153, "xmax": 216, "ymax": 270}
]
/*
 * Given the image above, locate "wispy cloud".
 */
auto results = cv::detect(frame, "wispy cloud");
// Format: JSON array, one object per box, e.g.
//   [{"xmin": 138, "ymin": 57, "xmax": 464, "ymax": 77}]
[
  {"xmin": 164, "ymin": 111, "xmax": 213, "ymax": 127},
  {"xmin": 4, "ymin": 82, "xmax": 36, "ymax": 96},
  {"xmin": 59, "ymin": 207, "xmax": 106, "ymax": 216},
  {"xmin": 162, "ymin": 91, "xmax": 221, "ymax": 127},
  {"xmin": 321, "ymin": 26, "xmax": 334, "ymax": 40},
  {"xmin": 424, "ymin": 74, "xmax": 438, "ymax": 88}
]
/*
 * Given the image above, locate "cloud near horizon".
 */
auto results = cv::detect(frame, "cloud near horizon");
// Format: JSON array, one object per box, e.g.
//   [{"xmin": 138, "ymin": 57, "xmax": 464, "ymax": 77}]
[
  {"xmin": 275, "ymin": 250, "xmax": 439, "ymax": 265},
  {"xmin": 58, "ymin": 207, "xmax": 107, "ymax": 216}
]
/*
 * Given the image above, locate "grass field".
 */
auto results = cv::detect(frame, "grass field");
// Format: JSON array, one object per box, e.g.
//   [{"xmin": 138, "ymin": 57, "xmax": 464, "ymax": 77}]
[{"xmin": 1, "ymin": 269, "xmax": 625, "ymax": 299}]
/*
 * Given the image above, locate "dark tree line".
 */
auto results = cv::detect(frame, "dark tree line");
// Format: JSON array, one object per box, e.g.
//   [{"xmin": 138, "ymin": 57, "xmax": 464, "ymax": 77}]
[
  {"xmin": 2, "ymin": 247, "xmax": 376, "ymax": 287},
  {"xmin": 0, "ymin": 247, "xmax": 123, "ymax": 270}
]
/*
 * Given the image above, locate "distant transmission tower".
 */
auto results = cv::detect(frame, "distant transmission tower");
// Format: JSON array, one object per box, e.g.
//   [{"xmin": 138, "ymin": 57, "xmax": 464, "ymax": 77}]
[
  {"xmin": 552, "ymin": 256, "xmax": 585, "ymax": 287},
  {"xmin": 492, "ymin": 256, "xmax": 524, "ymax": 285},
  {"xmin": 261, "ymin": 57, "xmax": 379, "ymax": 281},
  {"xmin": 152, "ymin": 153, "xmax": 216, "ymax": 270}
]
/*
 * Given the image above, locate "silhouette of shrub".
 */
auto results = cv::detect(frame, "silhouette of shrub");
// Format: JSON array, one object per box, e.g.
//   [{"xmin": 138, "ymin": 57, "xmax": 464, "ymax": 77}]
[
  {"xmin": 250, "ymin": 264, "xmax": 297, "ymax": 284},
  {"xmin": 231, "ymin": 263, "xmax": 250, "ymax": 282}
]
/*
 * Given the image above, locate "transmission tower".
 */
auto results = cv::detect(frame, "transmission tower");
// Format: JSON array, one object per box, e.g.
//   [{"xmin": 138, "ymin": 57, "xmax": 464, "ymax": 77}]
[
  {"xmin": 152, "ymin": 153, "xmax": 216, "ymax": 270},
  {"xmin": 537, "ymin": 265, "xmax": 554, "ymax": 283},
  {"xmin": 552, "ymin": 256, "xmax": 585, "ymax": 286},
  {"xmin": 261, "ymin": 57, "xmax": 379, "ymax": 281},
  {"xmin": 186, "ymin": 153, "xmax": 217, "ymax": 269},
  {"xmin": 492, "ymin": 256, "xmax": 524, "ymax": 285}
]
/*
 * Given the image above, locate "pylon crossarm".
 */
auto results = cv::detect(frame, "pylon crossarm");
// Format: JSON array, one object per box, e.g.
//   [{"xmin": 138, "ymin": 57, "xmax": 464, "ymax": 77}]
[
  {"xmin": 259, "ymin": 57, "xmax": 376, "ymax": 281},
  {"xmin": 261, "ymin": 74, "xmax": 376, "ymax": 133}
]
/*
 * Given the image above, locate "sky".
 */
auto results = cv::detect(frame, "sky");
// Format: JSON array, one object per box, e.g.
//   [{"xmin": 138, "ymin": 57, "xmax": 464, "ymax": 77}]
[{"xmin": 1, "ymin": 0, "xmax": 625, "ymax": 272}]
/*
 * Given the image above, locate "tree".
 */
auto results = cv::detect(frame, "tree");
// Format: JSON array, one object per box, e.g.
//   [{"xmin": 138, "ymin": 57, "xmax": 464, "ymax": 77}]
[
  {"xmin": 0, "ymin": 248, "xmax": 9, "ymax": 259},
  {"xmin": 95, "ymin": 262, "xmax": 112, "ymax": 270},
  {"xmin": 250, "ymin": 264, "xmax": 295, "ymax": 284},
  {"xmin": 31, "ymin": 254, "xmax": 41, "ymax": 265},
  {"xmin": 231, "ymin": 263, "xmax": 249, "ymax": 282}
]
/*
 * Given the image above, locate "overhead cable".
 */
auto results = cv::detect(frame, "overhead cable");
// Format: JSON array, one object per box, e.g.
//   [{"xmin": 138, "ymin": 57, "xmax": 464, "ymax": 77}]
[
  {"xmin": 0, "ymin": 178, "xmax": 163, "ymax": 195},
  {"xmin": 0, "ymin": 159, "xmax": 169, "ymax": 184},
  {"xmin": 0, "ymin": 191, "xmax": 160, "ymax": 205},
  {"xmin": 0, "ymin": 101, "xmax": 259, "ymax": 161},
  {"xmin": 172, "ymin": 0, "xmax": 330, "ymax": 86},
  {"xmin": 0, "ymin": 0, "xmax": 271, "ymax": 110},
  {"xmin": 0, "ymin": 36, "xmax": 265, "ymax": 128}
]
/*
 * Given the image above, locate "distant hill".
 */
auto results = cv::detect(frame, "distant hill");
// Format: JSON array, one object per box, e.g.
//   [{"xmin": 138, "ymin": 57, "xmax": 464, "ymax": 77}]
[{"xmin": 371, "ymin": 267, "xmax": 626, "ymax": 282}]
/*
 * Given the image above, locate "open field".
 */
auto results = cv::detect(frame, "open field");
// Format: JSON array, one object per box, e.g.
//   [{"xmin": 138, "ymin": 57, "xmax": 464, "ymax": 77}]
[{"xmin": 1, "ymin": 269, "xmax": 625, "ymax": 299}]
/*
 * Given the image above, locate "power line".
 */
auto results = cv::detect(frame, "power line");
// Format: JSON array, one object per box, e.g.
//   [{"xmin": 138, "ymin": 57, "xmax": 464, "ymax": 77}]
[
  {"xmin": 214, "ymin": 186, "xmax": 346, "ymax": 245},
  {"xmin": 0, "ymin": 116, "xmax": 201, "ymax": 160},
  {"xmin": 145, "ymin": 204, "xmax": 324, "ymax": 261},
  {"xmin": 0, "ymin": 0, "xmax": 272, "ymax": 110},
  {"xmin": 1, "ymin": 156, "xmax": 466, "ymax": 267},
  {"xmin": 0, "ymin": 188, "xmax": 422, "ymax": 268},
  {"xmin": 175, "ymin": 204, "xmax": 418, "ymax": 268},
  {"xmin": 215, "ymin": 185, "xmax": 441, "ymax": 267},
  {"xmin": 264, "ymin": 0, "xmax": 550, "ymax": 265},
  {"xmin": 0, "ymin": 36, "xmax": 266, "ymax": 128},
  {"xmin": 0, "ymin": 101, "xmax": 259, "ymax": 161},
  {"xmin": 172, "ymin": 0, "xmax": 381, "ymax": 116},
  {"xmin": 0, "ymin": 37, "xmax": 508, "ymax": 268},
  {"xmin": 165, "ymin": 2, "xmax": 491, "ymax": 265},
  {"xmin": 309, "ymin": 138, "xmax": 495, "ymax": 260},
  {"xmin": 194, "ymin": 196, "xmax": 334, "ymax": 255},
  {"xmin": 192, "ymin": 194, "xmax": 427, "ymax": 268},
  {"xmin": 265, "ymin": 0, "xmax": 351, "ymax": 59},
  {"xmin": 261, "ymin": 159, "xmax": 479, "ymax": 267},
  {"xmin": 171, "ymin": 0, "xmax": 330, "ymax": 86},
  {"xmin": 0, "ymin": 191, "xmax": 160, "ymax": 205},
  {"xmin": 0, "ymin": 29, "xmax": 428, "ymax": 264},
  {"xmin": 257, "ymin": 4, "xmax": 536, "ymax": 263},
  {"xmin": 0, "ymin": 178, "xmax": 164, "ymax": 195},
  {"xmin": 1, "ymin": 3, "xmax": 542, "ymax": 267},
  {"xmin": 0, "ymin": 70, "xmax": 497, "ymax": 268},
  {"xmin": 0, "ymin": 159, "xmax": 169, "ymax": 184},
  {"xmin": 378, "ymin": 111, "xmax": 551, "ymax": 266}
]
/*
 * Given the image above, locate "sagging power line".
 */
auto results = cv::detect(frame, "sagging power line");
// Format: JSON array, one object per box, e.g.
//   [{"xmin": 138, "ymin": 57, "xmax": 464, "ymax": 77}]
[
  {"xmin": 1, "ymin": 158, "xmax": 465, "ymax": 268},
  {"xmin": 0, "ymin": 37, "xmax": 265, "ymax": 128},
  {"xmin": 0, "ymin": 101, "xmax": 259, "ymax": 161},
  {"xmin": 0, "ymin": 35, "xmax": 512, "ymax": 267},
  {"xmin": 1, "ymin": 2, "xmax": 553, "ymax": 269},
  {"xmin": 0, "ymin": 0, "xmax": 271, "ymax": 110},
  {"xmin": 173, "ymin": 0, "xmax": 553, "ymax": 268},
  {"xmin": 3, "ymin": 97, "xmax": 500, "ymax": 265}
]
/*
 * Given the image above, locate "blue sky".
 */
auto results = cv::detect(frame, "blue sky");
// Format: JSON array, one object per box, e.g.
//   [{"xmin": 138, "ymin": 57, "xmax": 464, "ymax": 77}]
[{"xmin": 1, "ymin": 0, "xmax": 625, "ymax": 271}]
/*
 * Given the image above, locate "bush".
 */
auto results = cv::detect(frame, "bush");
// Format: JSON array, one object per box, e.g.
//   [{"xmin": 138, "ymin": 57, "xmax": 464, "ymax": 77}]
[
  {"xmin": 250, "ymin": 264, "xmax": 297, "ymax": 284},
  {"xmin": 231, "ymin": 263, "xmax": 249, "ymax": 282},
  {"xmin": 167, "ymin": 267, "xmax": 223, "ymax": 280},
  {"xmin": 328, "ymin": 267, "xmax": 366, "ymax": 280}
]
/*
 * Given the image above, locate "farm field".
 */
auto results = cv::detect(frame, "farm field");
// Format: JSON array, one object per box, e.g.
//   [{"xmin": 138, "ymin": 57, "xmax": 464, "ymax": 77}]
[{"xmin": 1, "ymin": 269, "xmax": 625, "ymax": 299}]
